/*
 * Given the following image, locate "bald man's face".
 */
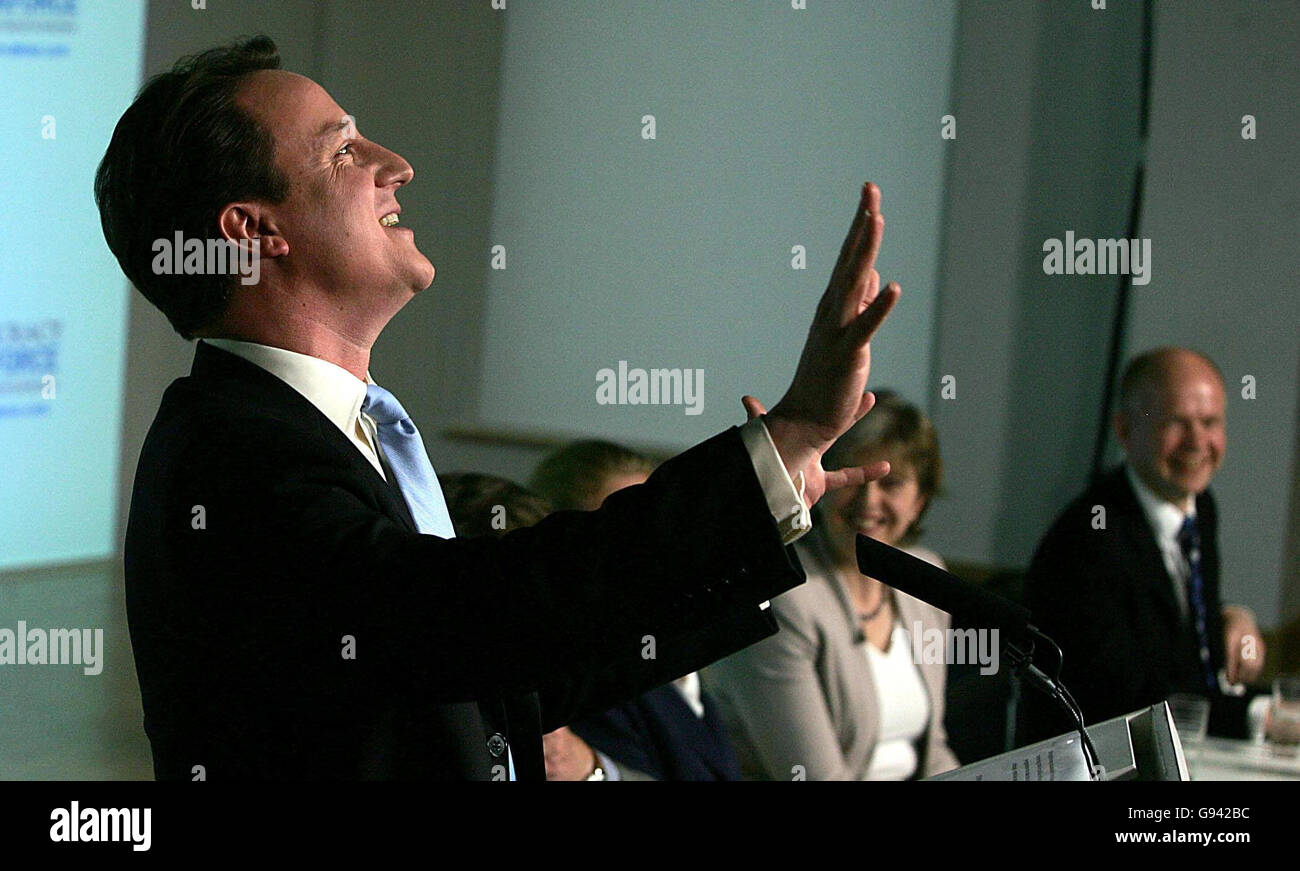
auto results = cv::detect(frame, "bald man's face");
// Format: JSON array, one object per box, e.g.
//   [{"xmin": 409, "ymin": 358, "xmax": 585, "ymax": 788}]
[
  {"xmin": 234, "ymin": 71, "xmax": 434, "ymax": 312},
  {"xmin": 1116, "ymin": 356, "xmax": 1226, "ymax": 505}
]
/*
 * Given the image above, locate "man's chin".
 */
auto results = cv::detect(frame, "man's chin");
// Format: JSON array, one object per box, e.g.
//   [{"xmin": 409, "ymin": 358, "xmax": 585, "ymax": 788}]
[
  {"xmin": 408, "ymin": 258, "xmax": 435, "ymax": 292},
  {"xmin": 1161, "ymin": 473, "xmax": 1212, "ymax": 502}
]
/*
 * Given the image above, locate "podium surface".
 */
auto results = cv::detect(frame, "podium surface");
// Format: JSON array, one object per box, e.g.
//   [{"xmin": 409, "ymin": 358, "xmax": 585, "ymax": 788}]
[{"xmin": 930, "ymin": 703, "xmax": 1189, "ymax": 781}]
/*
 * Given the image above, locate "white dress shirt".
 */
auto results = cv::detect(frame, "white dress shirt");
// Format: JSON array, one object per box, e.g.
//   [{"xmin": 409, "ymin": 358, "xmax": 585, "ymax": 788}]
[
  {"xmin": 204, "ymin": 337, "xmax": 388, "ymax": 479},
  {"xmin": 1125, "ymin": 465, "xmax": 1194, "ymax": 618},
  {"xmin": 672, "ymin": 671, "xmax": 706, "ymax": 719}
]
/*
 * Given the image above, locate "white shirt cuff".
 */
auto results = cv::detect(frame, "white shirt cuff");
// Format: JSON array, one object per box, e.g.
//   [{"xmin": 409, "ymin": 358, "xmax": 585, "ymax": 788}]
[
  {"xmin": 739, "ymin": 416, "xmax": 812, "ymax": 545},
  {"xmin": 595, "ymin": 750, "xmax": 622, "ymax": 781}
]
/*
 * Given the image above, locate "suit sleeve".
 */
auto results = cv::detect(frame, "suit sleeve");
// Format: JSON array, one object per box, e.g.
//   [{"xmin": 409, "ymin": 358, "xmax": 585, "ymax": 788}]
[
  {"xmin": 568, "ymin": 702, "xmax": 664, "ymax": 781},
  {"xmin": 164, "ymin": 416, "xmax": 802, "ymax": 709}
]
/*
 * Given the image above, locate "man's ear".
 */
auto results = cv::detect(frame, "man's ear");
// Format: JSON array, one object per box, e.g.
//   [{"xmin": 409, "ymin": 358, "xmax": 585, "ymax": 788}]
[{"xmin": 218, "ymin": 202, "xmax": 289, "ymax": 258}]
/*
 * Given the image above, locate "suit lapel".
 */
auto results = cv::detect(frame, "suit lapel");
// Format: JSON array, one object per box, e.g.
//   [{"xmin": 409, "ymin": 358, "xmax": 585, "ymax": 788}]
[
  {"xmin": 191, "ymin": 341, "xmax": 419, "ymax": 534},
  {"xmin": 502, "ymin": 693, "xmax": 546, "ymax": 781},
  {"xmin": 802, "ymin": 543, "xmax": 881, "ymax": 768},
  {"xmin": 1108, "ymin": 470, "xmax": 1182, "ymax": 623}
]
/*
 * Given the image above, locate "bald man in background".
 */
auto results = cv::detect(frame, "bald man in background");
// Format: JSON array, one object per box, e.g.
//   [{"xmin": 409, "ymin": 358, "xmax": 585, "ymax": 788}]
[{"xmin": 1021, "ymin": 347, "xmax": 1265, "ymax": 743}]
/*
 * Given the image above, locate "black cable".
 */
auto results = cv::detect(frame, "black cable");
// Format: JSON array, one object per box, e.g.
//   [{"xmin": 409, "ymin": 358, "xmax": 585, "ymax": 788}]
[{"xmin": 1019, "ymin": 628, "xmax": 1105, "ymax": 780}]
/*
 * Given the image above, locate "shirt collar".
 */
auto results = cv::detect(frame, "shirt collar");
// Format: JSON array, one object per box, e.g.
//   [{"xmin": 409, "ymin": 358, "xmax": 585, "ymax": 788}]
[
  {"xmin": 202, "ymin": 338, "xmax": 371, "ymax": 438},
  {"xmin": 672, "ymin": 672, "xmax": 705, "ymax": 719},
  {"xmin": 1125, "ymin": 464, "xmax": 1195, "ymax": 546}
]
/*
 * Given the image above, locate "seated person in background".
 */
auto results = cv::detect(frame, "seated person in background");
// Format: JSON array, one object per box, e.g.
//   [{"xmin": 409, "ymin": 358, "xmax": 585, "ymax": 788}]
[
  {"xmin": 705, "ymin": 391, "xmax": 960, "ymax": 780},
  {"xmin": 1020, "ymin": 347, "xmax": 1265, "ymax": 744},
  {"xmin": 529, "ymin": 442, "xmax": 743, "ymax": 781}
]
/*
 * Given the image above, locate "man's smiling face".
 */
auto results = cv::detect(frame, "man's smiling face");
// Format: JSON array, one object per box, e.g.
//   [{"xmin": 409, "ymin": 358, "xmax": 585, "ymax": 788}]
[
  {"xmin": 1117, "ymin": 351, "xmax": 1226, "ymax": 506},
  {"xmin": 235, "ymin": 70, "xmax": 435, "ymax": 308}
]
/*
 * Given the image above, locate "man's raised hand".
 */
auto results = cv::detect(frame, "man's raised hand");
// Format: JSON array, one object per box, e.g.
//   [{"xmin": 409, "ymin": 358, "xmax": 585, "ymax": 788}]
[{"xmin": 758, "ymin": 182, "xmax": 900, "ymax": 508}]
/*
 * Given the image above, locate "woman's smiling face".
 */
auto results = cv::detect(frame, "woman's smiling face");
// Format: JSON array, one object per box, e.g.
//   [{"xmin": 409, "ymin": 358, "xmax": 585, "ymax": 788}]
[{"xmin": 822, "ymin": 446, "xmax": 928, "ymax": 564}]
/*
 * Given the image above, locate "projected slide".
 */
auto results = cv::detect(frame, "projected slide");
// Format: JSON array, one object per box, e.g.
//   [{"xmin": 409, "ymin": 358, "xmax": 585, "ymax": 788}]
[{"xmin": 0, "ymin": 1, "xmax": 146, "ymax": 570}]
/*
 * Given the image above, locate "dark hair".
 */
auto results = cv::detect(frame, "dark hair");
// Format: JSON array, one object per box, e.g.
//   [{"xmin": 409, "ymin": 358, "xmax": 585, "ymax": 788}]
[
  {"xmin": 94, "ymin": 35, "xmax": 289, "ymax": 339},
  {"xmin": 819, "ymin": 390, "xmax": 943, "ymax": 546},
  {"xmin": 1118, "ymin": 346, "xmax": 1224, "ymax": 415},
  {"xmin": 529, "ymin": 440, "xmax": 656, "ymax": 511},
  {"xmin": 440, "ymin": 473, "xmax": 553, "ymax": 538}
]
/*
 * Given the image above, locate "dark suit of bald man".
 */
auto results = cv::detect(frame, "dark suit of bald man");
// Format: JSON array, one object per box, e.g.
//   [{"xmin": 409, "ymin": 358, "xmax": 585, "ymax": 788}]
[{"xmin": 1020, "ymin": 466, "xmax": 1231, "ymax": 743}]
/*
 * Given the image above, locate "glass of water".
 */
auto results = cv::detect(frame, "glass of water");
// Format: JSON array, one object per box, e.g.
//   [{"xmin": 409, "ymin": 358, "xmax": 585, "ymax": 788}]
[
  {"xmin": 1266, "ymin": 675, "xmax": 1300, "ymax": 755},
  {"xmin": 1169, "ymin": 693, "xmax": 1211, "ymax": 745}
]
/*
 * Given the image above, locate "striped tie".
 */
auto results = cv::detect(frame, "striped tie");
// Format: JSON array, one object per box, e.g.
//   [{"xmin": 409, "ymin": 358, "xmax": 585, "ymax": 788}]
[{"xmin": 1177, "ymin": 515, "xmax": 1218, "ymax": 693}]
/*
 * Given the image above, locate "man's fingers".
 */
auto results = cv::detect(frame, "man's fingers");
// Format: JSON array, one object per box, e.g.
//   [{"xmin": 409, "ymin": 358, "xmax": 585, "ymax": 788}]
[
  {"xmin": 846, "ymin": 184, "xmax": 884, "ymax": 290},
  {"xmin": 853, "ymin": 390, "xmax": 877, "ymax": 424},
  {"xmin": 741, "ymin": 395, "xmax": 768, "ymax": 421},
  {"xmin": 849, "ymin": 281, "xmax": 900, "ymax": 345},
  {"xmin": 831, "ymin": 183, "xmax": 876, "ymax": 284},
  {"xmin": 839, "ymin": 215, "xmax": 884, "ymax": 323},
  {"xmin": 824, "ymin": 459, "xmax": 891, "ymax": 493},
  {"xmin": 828, "ymin": 184, "xmax": 882, "ymax": 317},
  {"xmin": 859, "ymin": 209, "xmax": 884, "ymax": 281},
  {"xmin": 864, "ymin": 268, "xmax": 880, "ymax": 310}
]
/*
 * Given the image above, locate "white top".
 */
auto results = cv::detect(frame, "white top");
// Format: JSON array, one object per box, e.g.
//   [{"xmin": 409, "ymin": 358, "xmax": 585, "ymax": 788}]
[
  {"xmin": 862, "ymin": 622, "xmax": 930, "ymax": 780},
  {"xmin": 1126, "ymin": 465, "xmax": 1194, "ymax": 618}
]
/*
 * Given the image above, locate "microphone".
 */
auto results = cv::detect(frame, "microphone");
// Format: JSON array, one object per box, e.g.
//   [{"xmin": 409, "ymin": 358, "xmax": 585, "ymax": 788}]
[
  {"xmin": 855, "ymin": 534, "xmax": 1105, "ymax": 778},
  {"xmin": 854, "ymin": 534, "xmax": 1031, "ymax": 641}
]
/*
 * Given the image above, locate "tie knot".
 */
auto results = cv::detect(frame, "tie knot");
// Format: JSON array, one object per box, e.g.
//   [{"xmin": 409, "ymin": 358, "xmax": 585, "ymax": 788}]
[
  {"xmin": 1178, "ymin": 515, "xmax": 1199, "ymax": 550},
  {"xmin": 363, "ymin": 383, "xmax": 410, "ymax": 426}
]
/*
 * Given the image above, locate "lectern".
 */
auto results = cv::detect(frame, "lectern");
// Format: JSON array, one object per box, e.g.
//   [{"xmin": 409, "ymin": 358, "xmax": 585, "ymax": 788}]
[{"xmin": 928, "ymin": 702, "xmax": 1190, "ymax": 781}]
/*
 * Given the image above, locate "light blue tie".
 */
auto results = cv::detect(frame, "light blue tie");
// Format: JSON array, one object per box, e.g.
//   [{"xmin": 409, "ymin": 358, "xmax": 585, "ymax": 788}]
[
  {"xmin": 362, "ymin": 383, "xmax": 456, "ymax": 539},
  {"xmin": 362, "ymin": 383, "xmax": 517, "ymax": 780}
]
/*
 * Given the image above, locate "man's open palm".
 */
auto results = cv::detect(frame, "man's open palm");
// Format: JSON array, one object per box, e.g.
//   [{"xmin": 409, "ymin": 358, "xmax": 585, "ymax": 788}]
[{"xmin": 759, "ymin": 182, "xmax": 901, "ymax": 508}]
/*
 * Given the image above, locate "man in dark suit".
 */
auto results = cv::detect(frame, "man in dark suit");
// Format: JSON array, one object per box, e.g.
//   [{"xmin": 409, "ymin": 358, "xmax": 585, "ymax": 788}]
[
  {"xmin": 1021, "ymin": 348, "xmax": 1264, "ymax": 743},
  {"xmin": 570, "ymin": 679, "xmax": 742, "ymax": 781},
  {"xmin": 95, "ymin": 37, "xmax": 902, "ymax": 779}
]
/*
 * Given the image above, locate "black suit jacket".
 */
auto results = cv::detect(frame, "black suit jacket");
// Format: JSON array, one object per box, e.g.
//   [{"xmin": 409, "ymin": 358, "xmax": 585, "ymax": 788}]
[
  {"xmin": 124, "ymin": 341, "xmax": 804, "ymax": 780},
  {"xmin": 570, "ymin": 683, "xmax": 742, "ymax": 781},
  {"xmin": 1020, "ymin": 466, "xmax": 1225, "ymax": 743}
]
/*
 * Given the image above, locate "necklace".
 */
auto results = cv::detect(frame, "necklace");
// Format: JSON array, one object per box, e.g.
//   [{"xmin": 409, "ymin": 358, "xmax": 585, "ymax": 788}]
[
  {"xmin": 854, "ymin": 579, "xmax": 892, "ymax": 623},
  {"xmin": 857, "ymin": 596, "xmax": 890, "ymax": 623}
]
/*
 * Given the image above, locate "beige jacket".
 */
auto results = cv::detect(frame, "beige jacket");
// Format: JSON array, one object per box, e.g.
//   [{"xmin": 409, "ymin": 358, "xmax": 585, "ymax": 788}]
[{"xmin": 704, "ymin": 542, "xmax": 961, "ymax": 780}]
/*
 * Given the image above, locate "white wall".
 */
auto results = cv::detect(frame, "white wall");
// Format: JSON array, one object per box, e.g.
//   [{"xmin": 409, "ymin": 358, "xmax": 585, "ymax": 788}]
[
  {"xmin": 1123, "ymin": 0, "xmax": 1300, "ymax": 622},
  {"xmin": 923, "ymin": 0, "xmax": 1298, "ymax": 627},
  {"xmin": 474, "ymin": 0, "xmax": 956, "ymax": 449},
  {"xmin": 925, "ymin": 0, "xmax": 1145, "ymax": 572}
]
